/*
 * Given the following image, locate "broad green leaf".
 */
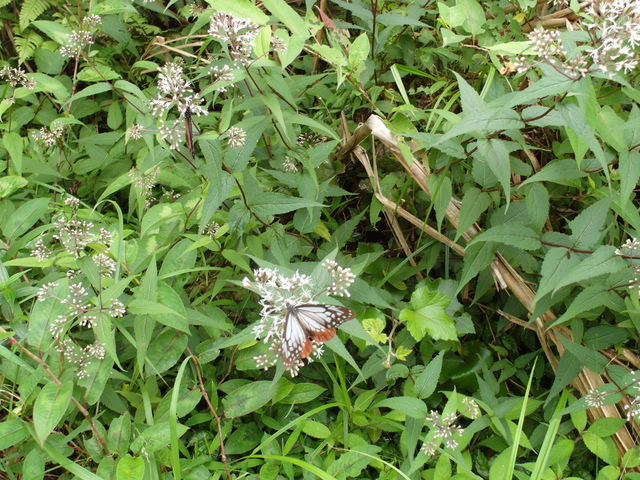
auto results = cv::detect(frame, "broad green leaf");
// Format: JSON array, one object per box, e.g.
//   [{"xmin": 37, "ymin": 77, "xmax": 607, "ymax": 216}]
[
  {"xmin": 128, "ymin": 299, "xmax": 189, "ymax": 332},
  {"xmin": 588, "ymin": 418, "xmax": 627, "ymax": 437},
  {"xmin": 0, "ymin": 419, "xmax": 29, "ymax": 450},
  {"xmin": 524, "ymin": 182, "xmax": 549, "ymax": 233},
  {"xmin": 34, "ymin": 380, "xmax": 74, "ymax": 446},
  {"xmin": 618, "ymin": 150, "xmax": 640, "ymax": 206},
  {"xmin": 548, "ymin": 351, "xmax": 582, "ymax": 401},
  {"xmin": 130, "ymin": 422, "xmax": 189, "ymax": 454},
  {"xmin": 223, "ymin": 381, "xmax": 276, "ymax": 418},
  {"xmin": 23, "ymin": 448, "xmax": 44, "ymax": 480},
  {"xmin": 552, "ymin": 246, "xmax": 626, "ymax": 294},
  {"xmin": 0, "ymin": 176, "xmax": 28, "ymax": 198},
  {"xmin": 67, "ymin": 83, "xmax": 113, "ymax": 103},
  {"xmin": 3, "ymin": 132, "xmax": 23, "ymax": 175},
  {"xmin": 456, "ymin": 187, "xmax": 491, "ymax": 241},
  {"xmin": 584, "ymin": 325, "xmax": 630, "ymax": 350},
  {"xmin": 475, "ymin": 138, "xmax": 512, "ymax": 201},
  {"xmin": 550, "ymin": 285, "xmax": 614, "ymax": 327},
  {"xmin": 466, "ymin": 223, "xmax": 540, "ymax": 250},
  {"xmin": 278, "ymin": 383, "xmax": 325, "ymax": 404},
  {"xmin": 458, "ymin": 241, "xmax": 497, "ymax": 291},
  {"xmin": 262, "ymin": 0, "xmax": 306, "ymax": 35},
  {"xmin": 207, "ymin": 0, "xmax": 269, "ymax": 24},
  {"xmin": 582, "ymin": 432, "xmax": 617, "ymax": 466},
  {"xmin": 400, "ymin": 288, "xmax": 457, "ymax": 342},
  {"xmin": 374, "ymin": 396, "xmax": 428, "ymax": 419},
  {"xmin": 622, "ymin": 447, "xmax": 640, "ymax": 469},
  {"xmin": 146, "ymin": 329, "xmax": 189, "ymax": 374},
  {"xmin": 520, "ymin": 158, "xmax": 586, "ymax": 186},
  {"xmin": 414, "ymin": 351, "xmax": 444, "ymax": 399},
  {"xmin": 29, "ymin": 73, "xmax": 70, "ymax": 102},
  {"xmin": 302, "ymin": 420, "xmax": 331, "ymax": 439},
  {"xmin": 536, "ymin": 248, "xmax": 580, "ymax": 302},
  {"xmin": 348, "ymin": 33, "xmax": 370, "ymax": 72},
  {"xmin": 559, "ymin": 103, "xmax": 608, "ymax": 176},
  {"xmin": 499, "ymin": 71, "xmax": 576, "ymax": 110},
  {"xmin": 249, "ymin": 192, "xmax": 324, "ymax": 217},
  {"xmin": 557, "ymin": 336, "xmax": 608, "ymax": 374},
  {"xmin": 3, "ymin": 197, "xmax": 49, "ymax": 240},
  {"xmin": 107, "ymin": 413, "xmax": 132, "ymax": 457},
  {"xmin": 327, "ymin": 444, "xmax": 381, "ymax": 478},
  {"xmin": 116, "ymin": 455, "xmax": 145, "ymax": 480},
  {"xmin": 31, "ymin": 20, "xmax": 71, "ymax": 43}
]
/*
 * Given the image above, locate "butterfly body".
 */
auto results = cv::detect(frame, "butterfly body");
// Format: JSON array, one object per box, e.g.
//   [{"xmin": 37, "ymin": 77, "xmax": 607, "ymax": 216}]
[{"xmin": 281, "ymin": 303, "xmax": 355, "ymax": 370}]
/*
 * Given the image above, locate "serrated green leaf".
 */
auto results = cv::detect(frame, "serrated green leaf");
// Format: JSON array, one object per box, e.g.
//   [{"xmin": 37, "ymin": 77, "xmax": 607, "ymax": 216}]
[
  {"xmin": 467, "ymin": 223, "xmax": 540, "ymax": 250},
  {"xmin": 553, "ymin": 246, "xmax": 626, "ymax": 294},
  {"xmin": 249, "ymin": 192, "xmax": 324, "ymax": 217},
  {"xmin": 415, "ymin": 351, "xmax": 444, "ymax": 399},
  {"xmin": 582, "ymin": 432, "xmax": 617, "ymax": 466},
  {"xmin": 456, "ymin": 187, "xmax": 491, "ymax": 241},
  {"xmin": 550, "ymin": 285, "xmax": 613, "ymax": 327}
]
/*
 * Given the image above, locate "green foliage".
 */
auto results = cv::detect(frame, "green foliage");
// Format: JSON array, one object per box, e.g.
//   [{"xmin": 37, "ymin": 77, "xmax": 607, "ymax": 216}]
[{"xmin": 1, "ymin": 0, "xmax": 640, "ymax": 478}]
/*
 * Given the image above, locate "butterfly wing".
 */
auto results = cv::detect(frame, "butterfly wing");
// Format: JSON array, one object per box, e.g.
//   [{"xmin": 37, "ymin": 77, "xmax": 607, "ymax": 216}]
[
  {"xmin": 281, "ymin": 304, "xmax": 355, "ymax": 369},
  {"xmin": 281, "ymin": 308, "xmax": 313, "ymax": 369}
]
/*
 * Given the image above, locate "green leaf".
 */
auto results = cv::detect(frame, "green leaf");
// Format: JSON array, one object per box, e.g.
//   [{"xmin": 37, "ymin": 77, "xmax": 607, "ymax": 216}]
[
  {"xmin": 588, "ymin": 418, "xmax": 627, "ymax": 437},
  {"xmin": 146, "ymin": 329, "xmax": 189, "ymax": 374},
  {"xmin": 400, "ymin": 287, "xmax": 457, "ymax": 342},
  {"xmin": 22, "ymin": 448, "xmax": 45, "ymax": 480},
  {"xmin": 33, "ymin": 380, "xmax": 73, "ymax": 446},
  {"xmin": 327, "ymin": 444, "xmax": 381, "ymax": 478},
  {"xmin": 550, "ymin": 285, "xmax": 614, "ymax": 327},
  {"xmin": 116, "ymin": 454, "xmax": 145, "ymax": 480},
  {"xmin": 0, "ymin": 419, "xmax": 29, "ymax": 450},
  {"xmin": 278, "ymin": 383, "xmax": 325, "ymax": 404},
  {"xmin": 568, "ymin": 197, "xmax": 612, "ymax": 250},
  {"xmin": 130, "ymin": 422, "xmax": 189, "ymax": 454},
  {"xmin": 30, "ymin": 20, "xmax": 71, "ymax": 42},
  {"xmin": 475, "ymin": 138, "xmax": 512, "ymax": 202},
  {"xmin": 414, "ymin": 351, "xmax": 444, "ymax": 399},
  {"xmin": 223, "ymin": 381, "xmax": 276, "ymax": 418},
  {"xmin": 520, "ymin": 158, "xmax": 586, "ymax": 187},
  {"xmin": 3, "ymin": 132, "xmax": 23, "ymax": 175},
  {"xmin": 559, "ymin": 103, "xmax": 608, "ymax": 176},
  {"xmin": 557, "ymin": 336, "xmax": 608, "ymax": 374},
  {"xmin": 456, "ymin": 187, "xmax": 491, "ymax": 241},
  {"xmin": 67, "ymin": 83, "xmax": 113, "ymax": 103},
  {"xmin": 524, "ymin": 182, "xmax": 549, "ymax": 233},
  {"xmin": 30, "ymin": 73, "xmax": 70, "ymax": 101},
  {"xmin": 458, "ymin": 241, "xmax": 497, "ymax": 291},
  {"xmin": 374, "ymin": 396, "xmax": 429, "ymax": 419},
  {"xmin": 261, "ymin": 0, "xmax": 306, "ymax": 36},
  {"xmin": 0, "ymin": 176, "xmax": 28, "ymax": 198},
  {"xmin": 552, "ymin": 246, "xmax": 626, "ymax": 294},
  {"xmin": 467, "ymin": 223, "xmax": 540, "ymax": 250},
  {"xmin": 535, "ymin": 247, "xmax": 580, "ymax": 302},
  {"xmin": 249, "ymin": 192, "xmax": 324, "ymax": 217},
  {"xmin": 619, "ymin": 150, "xmax": 640, "ymax": 208},
  {"xmin": 582, "ymin": 432, "xmax": 617, "ymax": 466},
  {"xmin": 3, "ymin": 197, "xmax": 49, "ymax": 240},
  {"xmin": 548, "ymin": 351, "xmax": 582, "ymax": 401},
  {"xmin": 302, "ymin": 420, "xmax": 331, "ymax": 439}
]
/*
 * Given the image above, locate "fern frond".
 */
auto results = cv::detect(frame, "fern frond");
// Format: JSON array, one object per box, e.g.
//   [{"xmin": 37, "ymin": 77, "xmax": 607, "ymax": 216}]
[
  {"xmin": 15, "ymin": 31, "xmax": 44, "ymax": 63},
  {"xmin": 19, "ymin": 0, "xmax": 51, "ymax": 30}
]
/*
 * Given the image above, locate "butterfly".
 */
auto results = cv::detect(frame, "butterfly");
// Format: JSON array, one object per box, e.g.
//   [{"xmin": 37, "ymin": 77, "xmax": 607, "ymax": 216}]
[{"xmin": 281, "ymin": 304, "xmax": 355, "ymax": 371}]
